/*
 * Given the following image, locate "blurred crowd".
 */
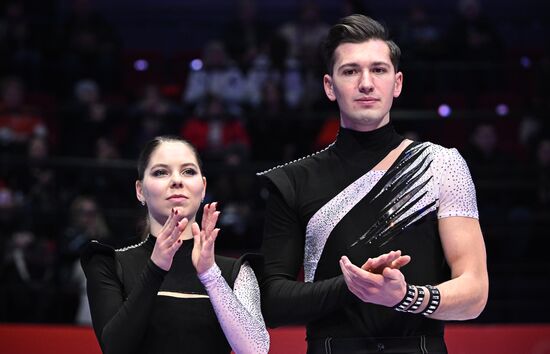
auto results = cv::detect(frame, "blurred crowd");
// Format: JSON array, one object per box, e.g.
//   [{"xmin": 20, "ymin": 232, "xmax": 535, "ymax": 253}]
[{"xmin": 1, "ymin": 0, "xmax": 549, "ymax": 324}]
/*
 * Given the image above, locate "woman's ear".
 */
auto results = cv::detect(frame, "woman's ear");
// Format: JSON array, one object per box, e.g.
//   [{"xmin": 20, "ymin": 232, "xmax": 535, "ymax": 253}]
[
  {"xmin": 136, "ymin": 180, "xmax": 145, "ymax": 205},
  {"xmin": 202, "ymin": 177, "xmax": 207, "ymax": 201}
]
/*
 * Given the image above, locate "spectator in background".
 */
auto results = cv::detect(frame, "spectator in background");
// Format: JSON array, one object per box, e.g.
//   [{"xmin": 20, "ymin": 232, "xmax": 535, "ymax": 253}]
[
  {"xmin": 398, "ymin": 4, "xmax": 443, "ymax": 62},
  {"xmin": 20, "ymin": 136, "xmax": 63, "ymax": 238},
  {"xmin": 55, "ymin": 0, "xmax": 120, "ymax": 93},
  {"xmin": 54, "ymin": 195, "xmax": 112, "ymax": 323},
  {"xmin": 60, "ymin": 79, "xmax": 117, "ymax": 157},
  {"xmin": 183, "ymin": 40, "xmax": 246, "ymax": 116},
  {"xmin": 445, "ymin": 0, "xmax": 503, "ymax": 62},
  {"xmin": 75, "ymin": 136, "xmax": 134, "ymax": 210},
  {"xmin": 277, "ymin": 1, "xmax": 329, "ymax": 110},
  {"xmin": 312, "ymin": 113, "xmax": 339, "ymax": 151},
  {"xmin": 534, "ymin": 138, "xmax": 550, "ymax": 209},
  {"xmin": 58, "ymin": 196, "xmax": 112, "ymax": 279},
  {"xmin": 340, "ymin": 0, "xmax": 371, "ymax": 17},
  {"xmin": 0, "ymin": 178, "xmax": 24, "ymax": 245},
  {"xmin": 0, "ymin": 0, "xmax": 44, "ymax": 87},
  {"xmin": 223, "ymin": 0, "xmax": 269, "ymax": 71},
  {"xmin": 278, "ymin": 1, "xmax": 329, "ymax": 69},
  {"xmin": 246, "ymin": 33, "xmax": 304, "ymax": 110},
  {"xmin": 518, "ymin": 114, "xmax": 543, "ymax": 157},
  {"xmin": 126, "ymin": 84, "xmax": 183, "ymax": 157},
  {"xmin": 0, "ymin": 76, "xmax": 47, "ymax": 154},
  {"xmin": 0, "ymin": 229, "xmax": 56, "ymax": 322},
  {"xmin": 463, "ymin": 123, "xmax": 510, "ymax": 178},
  {"xmin": 180, "ymin": 95, "xmax": 250, "ymax": 163},
  {"xmin": 462, "ymin": 123, "xmax": 511, "ymax": 215}
]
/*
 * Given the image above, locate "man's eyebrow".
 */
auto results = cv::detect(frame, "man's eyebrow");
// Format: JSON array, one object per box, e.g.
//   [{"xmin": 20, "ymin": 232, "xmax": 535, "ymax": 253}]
[
  {"xmin": 370, "ymin": 61, "xmax": 391, "ymax": 67},
  {"xmin": 337, "ymin": 61, "xmax": 391, "ymax": 70},
  {"xmin": 337, "ymin": 62, "xmax": 360, "ymax": 70}
]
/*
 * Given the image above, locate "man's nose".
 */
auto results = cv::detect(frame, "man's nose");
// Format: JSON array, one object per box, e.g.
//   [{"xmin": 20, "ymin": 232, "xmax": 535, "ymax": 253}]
[{"xmin": 358, "ymin": 71, "xmax": 374, "ymax": 93}]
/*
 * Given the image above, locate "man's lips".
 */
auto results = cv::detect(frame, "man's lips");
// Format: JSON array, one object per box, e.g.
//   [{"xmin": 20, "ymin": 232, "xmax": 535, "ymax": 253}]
[{"xmin": 355, "ymin": 97, "xmax": 378, "ymax": 102}]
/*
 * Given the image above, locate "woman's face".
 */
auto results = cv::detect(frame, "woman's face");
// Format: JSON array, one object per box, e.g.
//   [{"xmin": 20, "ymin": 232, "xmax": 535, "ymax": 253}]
[{"xmin": 136, "ymin": 141, "xmax": 206, "ymax": 231}]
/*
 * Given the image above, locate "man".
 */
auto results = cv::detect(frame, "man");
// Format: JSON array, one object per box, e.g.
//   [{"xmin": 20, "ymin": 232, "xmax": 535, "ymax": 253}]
[{"xmin": 258, "ymin": 14, "xmax": 488, "ymax": 353}]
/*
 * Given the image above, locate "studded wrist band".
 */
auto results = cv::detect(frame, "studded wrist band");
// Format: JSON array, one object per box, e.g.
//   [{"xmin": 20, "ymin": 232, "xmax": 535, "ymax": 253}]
[
  {"xmin": 408, "ymin": 285, "xmax": 425, "ymax": 312},
  {"xmin": 422, "ymin": 284, "xmax": 441, "ymax": 316},
  {"xmin": 394, "ymin": 283, "xmax": 416, "ymax": 312}
]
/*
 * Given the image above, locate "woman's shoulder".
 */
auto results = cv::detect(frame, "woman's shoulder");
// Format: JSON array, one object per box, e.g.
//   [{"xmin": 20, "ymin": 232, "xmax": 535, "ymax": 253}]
[
  {"xmin": 81, "ymin": 237, "xmax": 151, "ymax": 269},
  {"xmin": 81, "ymin": 240, "xmax": 115, "ymax": 265}
]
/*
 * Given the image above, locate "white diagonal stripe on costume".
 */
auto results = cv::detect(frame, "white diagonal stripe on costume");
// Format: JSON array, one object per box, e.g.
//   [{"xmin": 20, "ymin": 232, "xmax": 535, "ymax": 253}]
[
  {"xmin": 304, "ymin": 170, "xmax": 385, "ymax": 282},
  {"xmin": 304, "ymin": 142, "xmax": 441, "ymax": 282}
]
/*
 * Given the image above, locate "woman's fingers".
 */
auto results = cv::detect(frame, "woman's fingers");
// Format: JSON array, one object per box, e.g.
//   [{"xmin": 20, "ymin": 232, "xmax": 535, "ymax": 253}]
[
  {"xmin": 201, "ymin": 203, "xmax": 211, "ymax": 230},
  {"xmin": 159, "ymin": 208, "xmax": 184, "ymax": 241},
  {"xmin": 192, "ymin": 222, "xmax": 201, "ymax": 246},
  {"xmin": 157, "ymin": 208, "xmax": 175, "ymax": 237},
  {"xmin": 201, "ymin": 202, "xmax": 220, "ymax": 234},
  {"xmin": 171, "ymin": 218, "xmax": 188, "ymax": 241},
  {"xmin": 205, "ymin": 211, "xmax": 220, "ymax": 235},
  {"xmin": 202, "ymin": 228, "xmax": 220, "ymax": 251}
]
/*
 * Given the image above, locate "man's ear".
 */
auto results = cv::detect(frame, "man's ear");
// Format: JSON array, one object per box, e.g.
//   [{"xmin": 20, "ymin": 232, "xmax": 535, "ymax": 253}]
[
  {"xmin": 323, "ymin": 74, "xmax": 336, "ymax": 101},
  {"xmin": 393, "ymin": 71, "xmax": 403, "ymax": 98}
]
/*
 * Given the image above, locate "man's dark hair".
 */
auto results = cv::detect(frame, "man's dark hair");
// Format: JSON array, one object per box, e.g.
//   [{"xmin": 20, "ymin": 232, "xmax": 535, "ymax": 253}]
[{"xmin": 322, "ymin": 14, "xmax": 401, "ymax": 74}]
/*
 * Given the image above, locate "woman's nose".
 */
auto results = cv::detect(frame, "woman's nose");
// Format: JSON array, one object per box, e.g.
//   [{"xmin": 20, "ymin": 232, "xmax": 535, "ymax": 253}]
[{"xmin": 170, "ymin": 173, "xmax": 183, "ymax": 187}]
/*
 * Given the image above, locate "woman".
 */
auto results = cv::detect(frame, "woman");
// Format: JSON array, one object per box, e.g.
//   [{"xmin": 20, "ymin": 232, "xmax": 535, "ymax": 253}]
[{"xmin": 81, "ymin": 136, "xmax": 269, "ymax": 354}]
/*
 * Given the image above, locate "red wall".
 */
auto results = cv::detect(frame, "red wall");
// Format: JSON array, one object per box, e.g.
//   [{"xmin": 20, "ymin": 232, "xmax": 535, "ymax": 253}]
[{"xmin": 1, "ymin": 324, "xmax": 550, "ymax": 354}]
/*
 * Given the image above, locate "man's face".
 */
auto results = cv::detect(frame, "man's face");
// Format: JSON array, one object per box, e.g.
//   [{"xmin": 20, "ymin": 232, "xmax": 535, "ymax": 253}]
[{"xmin": 323, "ymin": 40, "xmax": 403, "ymax": 131}]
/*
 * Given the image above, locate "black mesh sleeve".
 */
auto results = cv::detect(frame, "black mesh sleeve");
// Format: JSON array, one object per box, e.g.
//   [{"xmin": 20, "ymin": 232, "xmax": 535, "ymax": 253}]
[
  {"xmin": 82, "ymin": 252, "xmax": 166, "ymax": 354},
  {"xmin": 260, "ymin": 183, "xmax": 354, "ymax": 327}
]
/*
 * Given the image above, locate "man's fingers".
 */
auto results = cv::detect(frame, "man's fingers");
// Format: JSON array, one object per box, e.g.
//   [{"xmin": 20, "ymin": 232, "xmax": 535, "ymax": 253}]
[
  {"xmin": 342, "ymin": 256, "xmax": 382, "ymax": 286},
  {"xmin": 382, "ymin": 266, "xmax": 403, "ymax": 281},
  {"xmin": 361, "ymin": 251, "xmax": 409, "ymax": 273},
  {"xmin": 392, "ymin": 255, "xmax": 411, "ymax": 269}
]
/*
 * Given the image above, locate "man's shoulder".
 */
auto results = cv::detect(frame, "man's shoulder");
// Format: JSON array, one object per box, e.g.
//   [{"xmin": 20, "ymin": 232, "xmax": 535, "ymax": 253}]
[
  {"xmin": 257, "ymin": 144, "xmax": 334, "ymax": 179},
  {"xmin": 417, "ymin": 140, "xmax": 461, "ymax": 159}
]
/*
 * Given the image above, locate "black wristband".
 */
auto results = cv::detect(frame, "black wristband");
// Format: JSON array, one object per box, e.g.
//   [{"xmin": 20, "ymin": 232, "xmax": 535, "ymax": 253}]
[
  {"xmin": 394, "ymin": 284, "xmax": 416, "ymax": 312},
  {"xmin": 408, "ymin": 285, "xmax": 425, "ymax": 312},
  {"xmin": 422, "ymin": 285, "xmax": 441, "ymax": 316}
]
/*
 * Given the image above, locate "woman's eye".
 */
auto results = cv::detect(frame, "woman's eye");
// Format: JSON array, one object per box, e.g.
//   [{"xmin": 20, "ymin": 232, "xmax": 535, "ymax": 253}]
[
  {"xmin": 182, "ymin": 168, "xmax": 197, "ymax": 176},
  {"xmin": 152, "ymin": 169, "xmax": 168, "ymax": 177}
]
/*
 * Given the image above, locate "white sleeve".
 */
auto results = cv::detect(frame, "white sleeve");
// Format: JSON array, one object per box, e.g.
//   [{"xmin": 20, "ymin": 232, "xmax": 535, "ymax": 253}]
[
  {"xmin": 198, "ymin": 262, "xmax": 269, "ymax": 354},
  {"xmin": 435, "ymin": 148, "xmax": 479, "ymax": 219}
]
